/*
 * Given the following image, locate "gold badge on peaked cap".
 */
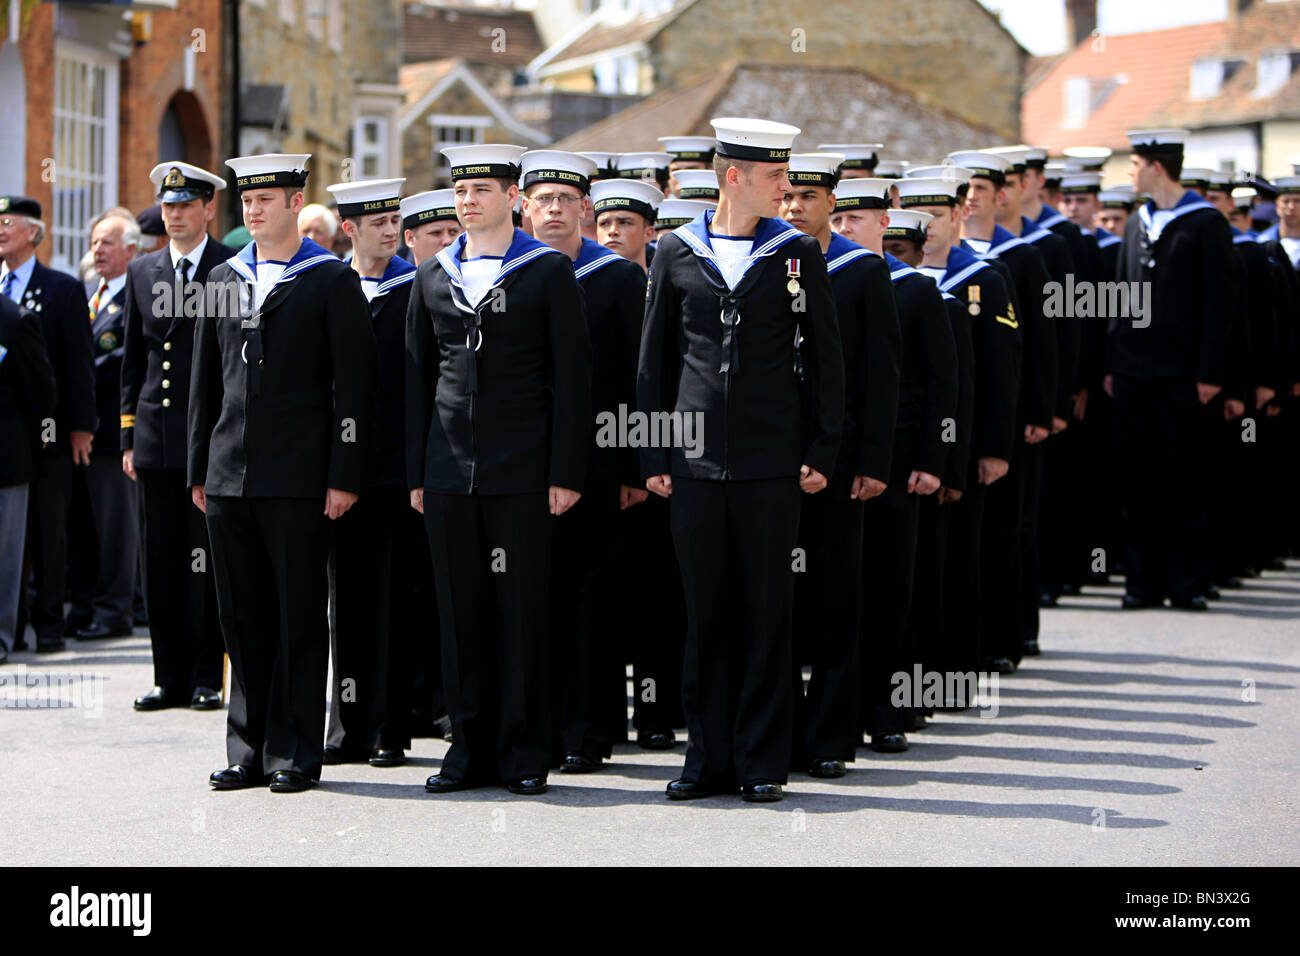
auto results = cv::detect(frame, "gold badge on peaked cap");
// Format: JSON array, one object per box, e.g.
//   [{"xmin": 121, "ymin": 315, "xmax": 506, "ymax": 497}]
[{"xmin": 163, "ymin": 167, "xmax": 184, "ymax": 187}]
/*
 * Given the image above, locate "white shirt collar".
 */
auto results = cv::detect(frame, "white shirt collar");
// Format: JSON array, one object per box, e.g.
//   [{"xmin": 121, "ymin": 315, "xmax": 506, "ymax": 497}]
[
  {"xmin": 170, "ymin": 234, "xmax": 209, "ymax": 272},
  {"xmin": 1, "ymin": 253, "xmax": 38, "ymax": 301}
]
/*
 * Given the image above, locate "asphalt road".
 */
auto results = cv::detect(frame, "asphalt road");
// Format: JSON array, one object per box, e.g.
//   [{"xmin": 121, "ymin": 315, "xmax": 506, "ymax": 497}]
[{"xmin": 3, "ymin": 566, "xmax": 1297, "ymax": 866}]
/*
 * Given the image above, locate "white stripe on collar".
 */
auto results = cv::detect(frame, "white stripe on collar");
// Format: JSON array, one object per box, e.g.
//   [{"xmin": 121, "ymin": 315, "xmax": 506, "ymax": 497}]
[
  {"xmin": 889, "ymin": 264, "xmax": 920, "ymax": 283},
  {"xmin": 1096, "ymin": 233, "xmax": 1122, "ymax": 249},
  {"xmin": 939, "ymin": 259, "xmax": 989, "ymax": 293},
  {"xmin": 1037, "ymin": 211, "xmax": 1068, "ymax": 230},
  {"xmin": 826, "ymin": 247, "xmax": 877, "ymax": 275},
  {"xmin": 982, "ymin": 234, "xmax": 1028, "ymax": 259},
  {"xmin": 574, "ymin": 252, "xmax": 623, "ymax": 279},
  {"xmin": 375, "ymin": 270, "xmax": 417, "ymax": 295}
]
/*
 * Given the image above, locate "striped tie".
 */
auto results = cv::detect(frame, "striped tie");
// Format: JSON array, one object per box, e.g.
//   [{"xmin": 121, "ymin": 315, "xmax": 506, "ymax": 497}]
[
  {"xmin": 88, "ymin": 278, "xmax": 107, "ymax": 322},
  {"xmin": 1, "ymin": 271, "xmax": 15, "ymax": 302}
]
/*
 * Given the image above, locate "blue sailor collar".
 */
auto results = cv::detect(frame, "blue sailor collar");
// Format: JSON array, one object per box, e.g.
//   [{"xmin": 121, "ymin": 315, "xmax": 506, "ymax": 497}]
[
  {"xmin": 1256, "ymin": 223, "xmax": 1279, "ymax": 243},
  {"xmin": 825, "ymin": 232, "xmax": 878, "ymax": 275},
  {"xmin": 573, "ymin": 237, "xmax": 624, "ymax": 280},
  {"xmin": 1138, "ymin": 190, "xmax": 1215, "ymax": 244},
  {"xmin": 674, "ymin": 210, "xmax": 804, "ymax": 283},
  {"xmin": 1035, "ymin": 207, "xmax": 1068, "ymax": 230},
  {"xmin": 227, "ymin": 236, "xmax": 338, "ymax": 286},
  {"xmin": 1095, "ymin": 226, "xmax": 1122, "ymax": 249},
  {"xmin": 434, "ymin": 228, "xmax": 564, "ymax": 299},
  {"xmin": 972, "ymin": 223, "xmax": 1026, "ymax": 260},
  {"xmin": 884, "ymin": 251, "xmax": 922, "ymax": 284},
  {"xmin": 938, "ymin": 242, "xmax": 990, "ymax": 293},
  {"xmin": 1019, "ymin": 217, "xmax": 1057, "ymax": 244}
]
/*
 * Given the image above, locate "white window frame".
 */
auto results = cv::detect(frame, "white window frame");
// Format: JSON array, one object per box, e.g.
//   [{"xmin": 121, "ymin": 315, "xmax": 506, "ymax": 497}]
[
  {"xmin": 430, "ymin": 114, "xmax": 492, "ymax": 180},
  {"xmin": 1254, "ymin": 50, "xmax": 1296, "ymax": 98},
  {"xmin": 52, "ymin": 39, "xmax": 119, "ymax": 276},
  {"xmin": 354, "ymin": 114, "xmax": 389, "ymax": 180},
  {"xmin": 1062, "ymin": 76, "xmax": 1090, "ymax": 129}
]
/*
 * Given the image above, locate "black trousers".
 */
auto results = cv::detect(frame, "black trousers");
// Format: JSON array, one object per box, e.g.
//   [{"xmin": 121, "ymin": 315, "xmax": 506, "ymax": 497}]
[
  {"xmin": 205, "ymin": 495, "xmax": 331, "ymax": 779},
  {"xmin": 139, "ymin": 468, "xmax": 223, "ymax": 692},
  {"xmin": 940, "ymin": 483, "xmax": 986, "ymax": 689},
  {"xmin": 621, "ymin": 493, "xmax": 685, "ymax": 734},
  {"xmin": 1207, "ymin": 405, "xmax": 1248, "ymax": 587},
  {"xmin": 791, "ymin": 473, "xmax": 863, "ymax": 765},
  {"xmin": 981, "ymin": 437, "xmax": 1029, "ymax": 662},
  {"xmin": 860, "ymin": 479, "xmax": 921, "ymax": 736},
  {"xmin": 424, "ymin": 491, "xmax": 552, "ymax": 785},
  {"xmin": 26, "ymin": 453, "xmax": 75, "ymax": 639},
  {"xmin": 1039, "ymin": 420, "xmax": 1087, "ymax": 595},
  {"xmin": 327, "ymin": 486, "xmax": 422, "ymax": 755},
  {"xmin": 1078, "ymin": 390, "xmax": 1123, "ymax": 580},
  {"xmin": 671, "ymin": 475, "xmax": 800, "ymax": 789},
  {"xmin": 1112, "ymin": 375, "xmax": 1212, "ymax": 603},
  {"xmin": 1017, "ymin": 441, "xmax": 1046, "ymax": 657},
  {"xmin": 548, "ymin": 480, "xmax": 626, "ymax": 760},
  {"xmin": 909, "ymin": 492, "xmax": 951, "ymax": 702}
]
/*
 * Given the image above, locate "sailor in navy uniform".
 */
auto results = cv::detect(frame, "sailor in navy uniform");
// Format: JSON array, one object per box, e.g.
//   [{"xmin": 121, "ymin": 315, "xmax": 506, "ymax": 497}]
[
  {"xmin": 906, "ymin": 173, "xmax": 1021, "ymax": 691},
  {"xmin": 650, "ymin": 198, "xmax": 716, "ymax": 271},
  {"xmin": 952, "ymin": 150, "xmax": 1056, "ymax": 674},
  {"xmin": 120, "ymin": 162, "xmax": 235, "ymax": 710},
  {"xmin": 1097, "ymin": 185, "xmax": 1135, "ymax": 240},
  {"xmin": 658, "ymin": 136, "xmax": 716, "ymax": 198},
  {"xmin": 1107, "ymin": 129, "xmax": 1239, "ymax": 611},
  {"xmin": 400, "ymin": 189, "xmax": 461, "ymax": 266},
  {"xmin": 514, "ymin": 151, "xmax": 642, "ymax": 773},
  {"xmin": 577, "ymin": 152, "xmax": 619, "ymax": 242},
  {"xmin": 320, "ymin": 178, "xmax": 420, "ymax": 768},
  {"xmin": 591, "ymin": 178, "xmax": 687, "ymax": 750},
  {"xmin": 1, "ymin": 197, "xmax": 95, "ymax": 652},
  {"xmin": 190, "ymin": 153, "xmax": 377, "ymax": 792},
  {"xmin": 830, "ymin": 176, "xmax": 957, "ymax": 751},
  {"xmin": 816, "ymin": 143, "xmax": 885, "ymax": 180},
  {"xmin": 408, "ymin": 144, "xmax": 592, "ymax": 797},
  {"xmin": 616, "ymin": 151, "xmax": 674, "ymax": 198},
  {"xmin": 638, "ymin": 118, "xmax": 844, "ymax": 802},
  {"xmin": 781, "ymin": 154, "xmax": 900, "ymax": 776}
]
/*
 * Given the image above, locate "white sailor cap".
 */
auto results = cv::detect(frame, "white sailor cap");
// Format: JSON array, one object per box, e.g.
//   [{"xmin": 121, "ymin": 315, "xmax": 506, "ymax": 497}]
[
  {"xmin": 655, "ymin": 198, "xmax": 714, "ymax": 230},
  {"xmin": 816, "ymin": 143, "xmax": 884, "ymax": 172},
  {"xmin": 786, "ymin": 153, "xmax": 844, "ymax": 190},
  {"xmin": 831, "ymin": 177, "xmax": 893, "ymax": 211},
  {"xmin": 658, "ymin": 137, "xmax": 716, "ymax": 163},
  {"xmin": 883, "ymin": 209, "xmax": 934, "ymax": 244},
  {"xmin": 520, "ymin": 150, "xmax": 598, "ymax": 194},
  {"xmin": 591, "ymin": 179, "xmax": 663, "ymax": 221},
  {"xmin": 1098, "ymin": 186, "xmax": 1136, "ymax": 208},
  {"xmin": 1286, "ymin": 153, "xmax": 1300, "ymax": 175},
  {"xmin": 225, "ymin": 153, "xmax": 311, "ymax": 192},
  {"xmin": 896, "ymin": 177, "xmax": 963, "ymax": 208},
  {"xmin": 1022, "ymin": 146, "xmax": 1050, "ymax": 169},
  {"xmin": 1126, "ymin": 129, "xmax": 1188, "ymax": 157},
  {"xmin": 1205, "ymin": 170, "xmax": 1232, "ymax": 189},
  {"xmin": 1063, "ymin": 146, "xmax": 1112, "ymax": 172},
  {"xmin": 1179, "ymin": 168, "xmax": 1215, "ymax": 189},
  {"xmin": 1059, "ymin": 172, "xmax": 1102, "ymax": 194},
  {"xmin": 1231, "ymin": 186, "xmax": 1257, "ymax": 208},
  {"xmin": 150, "ymin": 161, "xmax": 226, "ymax": 203},
  {"xmin": 946, "ymin": 150, "xmax": 1011, "ymax": 186},
  {"xmin": 1274, "ymin": 175, "xmax": 1300, "ymax": 194},
  {"xmin": 325, "ymin": 178, "xmax": 406, "ymax": 218},
  {"xmin": 1042, "ymin": 162, "xmax": 1068, "ymax": 184},
  {"xmin": 400, "ymin": 189, "xmax": 457, "ymax": 230},
  {"xmin": 578, "ymin": 152, "xmax": 620, "ymax": 180},
  {"xmin": 984, "ymin": 145, "xmax": 1032, "ymax": 173},
  {"xmin": 672, "ymin": 168, "xmax": 720, "ymax": 200},
  {"xmin": 711, "ymin": 117, "xmax": 800, "ymax": 163},
  {"xmin": 873, "ymin": 160, "xmax": 909, "ymax": 179},
  {"xmin": 903, "ymin": 164, "xmax": 972, "ymax": 185},
  {"xmin": 616, "ymin": 151, "xmax": 674, "ymax": 187},
  {"xmin": 440, "ymin": 144, "xmax": 527, "ymax": 182}
]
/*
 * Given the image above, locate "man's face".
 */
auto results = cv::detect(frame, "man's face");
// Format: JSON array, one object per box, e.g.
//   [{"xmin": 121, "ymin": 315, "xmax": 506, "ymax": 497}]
[
  {"xmin": 726, "ymin": 161, "xmax": 792, "ymax": 218},
  {"xmin": 404, "ymin": 220, "xmax": 461, "ymax": 264},
  {"xmin": 162, "ymin": 197, "xmax": 214, "ymax": 246},
  {"xmin": 1061, "ymin": 192, "xmax": 1100, "ymax": 229},
  {"xmin": 1278, "ymin": 193, "xmax": 1300, "ymax": 227},
  {"xmin": 0, "ymin": 214, "xmax": 39, "ymax": 261},
  {"xmin": 998, "ymin": 172, "xmax": 1023, "ymax": 218},
  {"xmin": 829, "ymin": 208, "xmax": 886, "ymax": 248},
  {"xmin": 1205, "ymin": 188, "xmax": 1233, "ymax": 217},
  {"xmin": 1097, "ymin": 208, "xmax": 1128, "ymax": 234},
  {"xmin": 244, "ymin": 188, "xmax": 301, "ymax": 243},
  {"xmin": 1130, "ymin": 155, "xmax": 1159, "ymax": 195},
  {"xmin": 347, "ymin": 210, "xmax": 401, "ymax": 260},
  {"xmin": 883, "ymin": 237, "xmax": 922, "ymax": 265},
  {"xmin": 300, "ymin": 216, "xmax": 334, "ymax": 248},
  {"xmin": 90, "ymin": 218, "xmax": 135, "ymax": 279},
  {"xmin": 914, "ymin": 203, "xmax": 956, "ymax": 254},
  {"xmin": 455, "ymin": 178, "xmax": 514, "ymax": 232},
  {"xmin": 1020, "ymin": 168, "xmax": 1045, "ymax": 208},
  {"xmin": 964, "ymin": 178, "xmax": 1000, "ymax": 224},
  {"xmin": 668, "ymin": 160, "xmax": 708, "ymax": 197},
  {"xmin": 837, "ymin": 168, "xmax": 870, "ymax": 180},
  {"xmin": 522, "ymin": 183, "xmax": 586, "ymax": 244},
  {"xmin": 1228, "ymin": 209, "xmax": 1253, "ymax": 231},
  {"xmin": 596, "ymin": 210, "xmax": 653, "ymax": 261},
  {"xmin": 779, "ymin": 185, "xmax": 833, "ymax": 238}
]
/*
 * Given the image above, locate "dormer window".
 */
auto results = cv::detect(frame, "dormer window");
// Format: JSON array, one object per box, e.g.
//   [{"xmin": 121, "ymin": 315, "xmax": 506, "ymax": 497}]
[
  {"xmin": 1191, "ymin": 57, "xmax": 1246, "ymax": 99},
  {"xmin": 1254, "ymin": 50, "xmax": 1300, "ymax": 98}
]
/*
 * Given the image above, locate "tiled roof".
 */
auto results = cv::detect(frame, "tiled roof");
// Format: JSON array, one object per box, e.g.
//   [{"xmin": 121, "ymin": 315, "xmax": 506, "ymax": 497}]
[
  {"xmin": 1023, "ymin": 21, "xmax": 1226, "ymax": 151},
  {"xmin": 403, "ymin": 1, "xmax": 542, "ymax": 67},
  {"xmin": 554, "ymin": 62, "xmax": 998, "ymax": 160}
]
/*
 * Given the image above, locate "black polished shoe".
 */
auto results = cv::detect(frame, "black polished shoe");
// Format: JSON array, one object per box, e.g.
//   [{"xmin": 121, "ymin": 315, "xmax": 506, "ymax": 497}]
[
  {"xmin": 1038, "ymin": 591, "xmax": 1058, "ymax": 608},
  {"xmin": 36, "ymin": 635, "xmax": 66, "ymax": 653},
  {"xmin": 1204, "ymin": 585, "xmax": 1222, "ymax": 601},
  {"xmin": 425, "ymin": 774, "xmax": 471, "ymax": 793},
  {"xmin": 808, "ymin": 758, "xmax": 846, "ymax": 778},
  {"xmin": 190, "ymin": 686, "xmax": 222, "ymax": 710},
  {"xmin": 322, "ymin": 747, "xmax": 357, "ymax": 765},
  {"xmin": 987, "ymin": 657, "xmax": 1017, "ymax": 675},
  {"xmin": 268, "ymin": 770, "xmax": 314, "ymax": 793},
  {"xmin": 1170, "ymin": 595, "xmax": 1209, "ymax": 612},
  {"xmin": 560, "ymin": 753, "xmax": 603, "ymax": 773},
  {"xmin": 637, "ymin": 729, "xmax": 677, "ymax": 750},
  {"xmin": 368, "ymin": 748, "xmax": 405, "ymax": 767},
  {"xmin": 506, "ymin": 776, "xmax": 548, "ymax": 795},
  {"xmin": 209, "ymin": 765, "xmax": 262, "ymax": 790},
  {"xmin": 1121, "ymin": 593, "xmax": 1163, "ymax": 610},
  {"xmin": 742, "ymin": 782, "xmax": 783, "ymax": 803},
  {"xmin": 1022, "ymin": 640, "xmax": 1041, "ymax": 657},
  {"xmin": 134, "ymin": 687, "xmax": 183, "ymax": 711},
  {"xmin": 871, "ymin": 733, "xmax": 909, "ymax": 753},
  {"xmin": 666, "ymin": 778, "xmax": 715, "ymax": 800},
  {"xmin": 76, "ymin": 621, "xmax": 132, "ymax": 640}
]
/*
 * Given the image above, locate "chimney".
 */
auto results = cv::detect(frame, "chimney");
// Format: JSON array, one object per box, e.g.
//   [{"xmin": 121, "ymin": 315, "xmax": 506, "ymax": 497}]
[
  {"xmin": 1227, "ymin": 0, "xmax": 1255, "ymax": 21},
  {"xmin": 1065, "ymin": 0, "xmax": 1098, "ymax": 49}
]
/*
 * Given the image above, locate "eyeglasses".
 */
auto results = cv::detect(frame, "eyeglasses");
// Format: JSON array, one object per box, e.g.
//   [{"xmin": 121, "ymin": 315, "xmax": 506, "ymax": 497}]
[
  {"xmin": 0, "ymin": 217, "xmax": 26, "ymax": 230},
  {"xmin": 529, "ymin": 193, "xmax": 582, "ymax": 207}
]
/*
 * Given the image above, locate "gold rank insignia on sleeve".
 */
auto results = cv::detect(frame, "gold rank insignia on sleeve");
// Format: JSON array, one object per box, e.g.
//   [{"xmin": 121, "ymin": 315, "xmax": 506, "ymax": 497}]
[
  {"xmin": 120, "ymin": 414, "xmax": 135, "ymax": 428},
  {"xmin": 996, "ymin": 302, "xmax": 1018, "ymax": 329}
]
